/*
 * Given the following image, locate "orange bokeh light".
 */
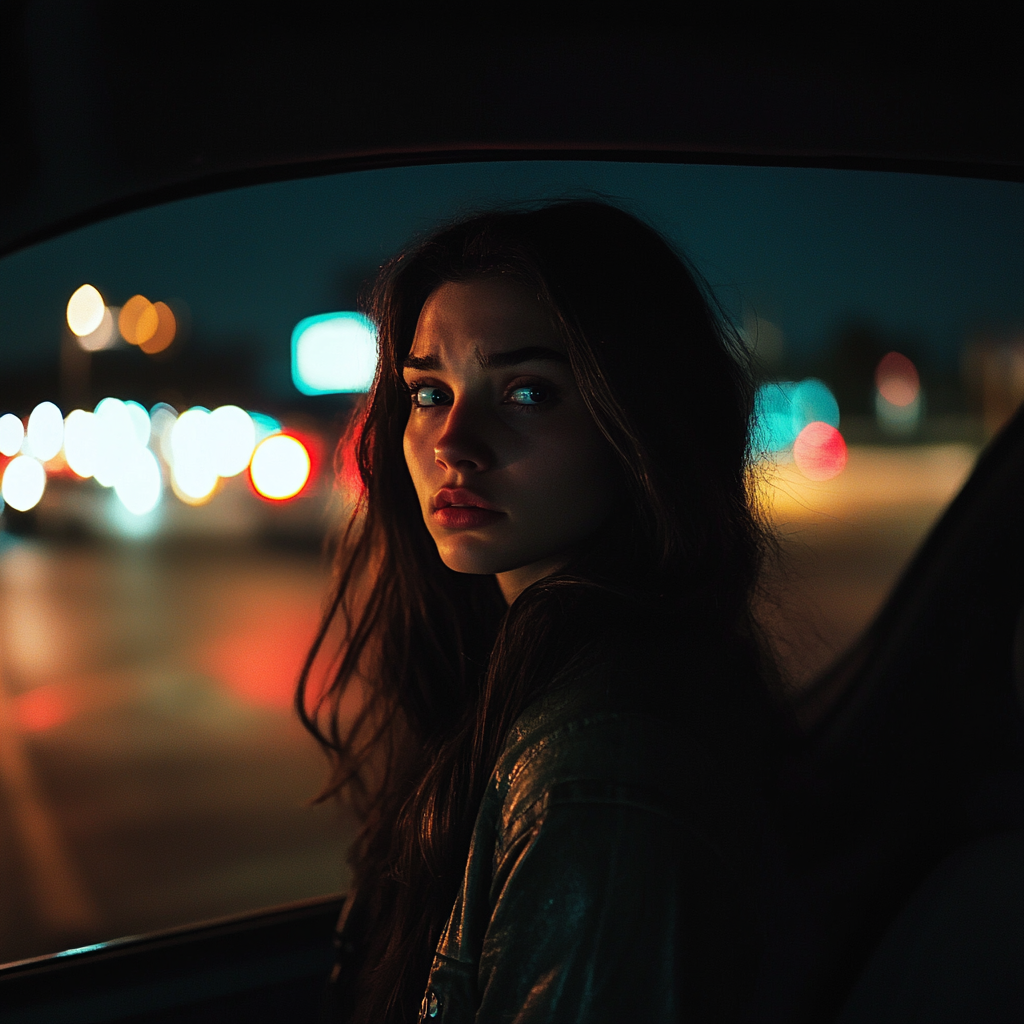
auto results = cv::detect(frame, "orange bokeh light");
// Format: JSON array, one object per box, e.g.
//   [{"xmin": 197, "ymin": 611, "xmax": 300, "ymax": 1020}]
[
  {"xmin": 119, "ymin": 294, "xmax": 159, "ymax": 346},
  {"xmin": 140, "ymin": 301, "xmax": 176, "ymax": 354}
]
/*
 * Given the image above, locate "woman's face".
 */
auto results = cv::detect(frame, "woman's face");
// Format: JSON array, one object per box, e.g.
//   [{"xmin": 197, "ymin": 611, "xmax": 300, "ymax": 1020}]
[{"xmin": 402, "ymin": 277, "xmax": 617, "ymax": 604}]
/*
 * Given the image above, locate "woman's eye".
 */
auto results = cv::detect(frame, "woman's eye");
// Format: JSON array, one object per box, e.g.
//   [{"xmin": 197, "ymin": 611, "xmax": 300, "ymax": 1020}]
[
  {"xmin": 508, "ymin": 386, "xmax": 548, "ymax": 406},
  {"xmin": 412, "ymin": 386, "xmax": 451, "ymax": 407}
]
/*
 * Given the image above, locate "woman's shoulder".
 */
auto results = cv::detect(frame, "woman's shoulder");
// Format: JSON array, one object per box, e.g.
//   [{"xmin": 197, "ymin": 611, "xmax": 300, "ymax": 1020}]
[{"xmin": 490, "ymin": 659, "xmax": 748, "ymax": 845}]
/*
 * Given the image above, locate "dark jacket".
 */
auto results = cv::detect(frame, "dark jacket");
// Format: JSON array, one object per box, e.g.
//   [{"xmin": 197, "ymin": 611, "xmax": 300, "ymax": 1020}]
[{"xmin": 414, "ymin": 666, "xmax": 765, "ymax": 1023}]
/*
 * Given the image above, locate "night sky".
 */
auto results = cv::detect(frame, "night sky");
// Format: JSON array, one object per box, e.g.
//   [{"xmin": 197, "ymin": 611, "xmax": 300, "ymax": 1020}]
[{"xmin": 0, "ymin": 161, "xmax": 1020, "ymax": 401}]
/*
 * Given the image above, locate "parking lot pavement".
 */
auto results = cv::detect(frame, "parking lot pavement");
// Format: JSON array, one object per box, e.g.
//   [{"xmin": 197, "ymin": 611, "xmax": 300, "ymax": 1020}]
[
  {"xmin": 0, "ymin": 541, "xmax": 355, "ymax": 965},
  {"xmin": 756, "ymin": 443, "xmax": 978, "ymax": 687}
]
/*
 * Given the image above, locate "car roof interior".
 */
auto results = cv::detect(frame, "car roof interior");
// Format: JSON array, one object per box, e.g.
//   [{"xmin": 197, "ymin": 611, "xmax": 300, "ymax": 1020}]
[{"xmin": 0, "ymin": 9, "xmax": 1021, "ymax": 1024}]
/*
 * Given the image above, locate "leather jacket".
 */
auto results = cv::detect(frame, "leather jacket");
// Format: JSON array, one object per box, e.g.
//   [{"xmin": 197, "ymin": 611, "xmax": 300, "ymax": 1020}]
[{"xmin": 413, "ymin": 667, "xmax": 764, "ymax": 1023}]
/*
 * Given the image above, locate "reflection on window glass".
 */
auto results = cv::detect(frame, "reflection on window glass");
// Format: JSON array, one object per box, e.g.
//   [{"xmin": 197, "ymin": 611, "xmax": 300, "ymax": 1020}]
[{"xmin": 0, "ymin": 162, "xmax": 1021, "ymax": 964}]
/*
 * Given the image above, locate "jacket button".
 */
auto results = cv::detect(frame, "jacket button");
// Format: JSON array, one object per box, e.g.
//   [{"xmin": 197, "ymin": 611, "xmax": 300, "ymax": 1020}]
[{"xmin": 419, "ymin": 988, "xmax": 440, "ymax": 1020}]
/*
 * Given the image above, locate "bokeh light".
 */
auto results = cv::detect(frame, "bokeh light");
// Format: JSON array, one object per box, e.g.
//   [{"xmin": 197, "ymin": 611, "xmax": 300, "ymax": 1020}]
[
  {"xmin": 150, "ymin": 403, "xmax": 178, "ymax": 463},
  {"xmin": 753, "ymin": 378, "xmax": 841, "ymax": 454},
  {"xmin": 250, "ymin": 412, "xmax": 281, "ymax": 442},
  {"xmin": 291, "ymin": 312, "xmax": 378, "ymax": 395},
  {"xmin": 13, "ymin": 688, "xmax": 73, "ymax": 729},
  {"xmin": 875, "ymin": 352, "xmax": 920, "ymax": 407},
  {"xmin": 92, "ymin": 398, "xmax": 136, "ymax": 487},
  {"xmin": 114, "ymin": 446, "xmax": 162, "ymax": 515},
  {"xmin": 13, "ymin": 686, "xmax": 74, "ymax": 732},
  {"xmin": 752, "ymin": 382, "xmax": 797, "ymax": 452},
  {"xmin": 793, "ymin": 421, "xmax": 848, "ymax": 481},
  {"xmin": 63, "ymin": 409, "xmax": 97, "ymax": 478},
  {"xmin": 124, "ymin": 400, "xmax": 152, "ymax": 447},
  {"xmin": 2, "ymin": 455, "xmax": 46, "ymax": 511},
  {"xmin": 875, "ymin": 351, "xmax": 923, "ymax": 436},
  {"xmin": 792, "ymin": 379, "xmax": 840, "ymax": 430},
  {"xmin": 66, "ymin": 284, "xmax": 105, "ymax": 337},
  {"xmin": 202, "ymin": 615, "xmax": 315, "ymax": 710},
  {"xmin": 208, "ymin": 406, "xmax": 256, "ymax": 477},
  {"xmin": 78, "ymin": 397, "xmax": 165, "ymax": 514},
  {"xmin": 139, "ymin": 301, "xmax": 176, "ymax": 354},
  {"xmin": 0, "ymin": 412, "xmax": 24, "ymax": 456},
  {"xmin": 170, "ymin": 407, "xmax": 218, "ymax": 503},
  {"xmin": 119, "ymin": 295, "xmax": 160, "ymax": 346},
  {"xmin": 76, "ymin": 305, "xmax": 118, "ymax": 352},
  {"xmin": 26, "ymin": 401, "xmax": 64, "ymax": 462},
  {"xmin": 250, "ymin": 434, "xmax": 311, "ymax": 499}
]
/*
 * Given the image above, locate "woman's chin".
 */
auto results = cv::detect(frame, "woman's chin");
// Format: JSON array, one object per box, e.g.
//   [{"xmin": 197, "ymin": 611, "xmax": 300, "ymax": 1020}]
[
  {"xmin": 435, "ymin": 538, "xmax": 532, "ymax": 578},
  {"xmin": 438, "ymin": 549, "xmax": 512, "ymax": 577}
]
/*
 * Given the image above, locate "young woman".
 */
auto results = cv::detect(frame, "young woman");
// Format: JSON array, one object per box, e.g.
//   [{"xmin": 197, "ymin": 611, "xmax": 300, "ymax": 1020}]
[{"xmin": 299, "ymin": 201, "xmax": 786, "ymax": 1023}]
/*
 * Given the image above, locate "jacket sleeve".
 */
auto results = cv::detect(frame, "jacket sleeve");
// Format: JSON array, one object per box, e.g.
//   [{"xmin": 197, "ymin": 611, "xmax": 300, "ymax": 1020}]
[{"xmin": 474, "ymin": 777, "xmax": 711, "ymax": 1024}]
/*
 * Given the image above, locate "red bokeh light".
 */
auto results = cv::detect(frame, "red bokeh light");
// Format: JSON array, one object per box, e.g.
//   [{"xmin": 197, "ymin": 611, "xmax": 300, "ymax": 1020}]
[
  {"xmin": 13, "ymin": 686, "xmax": 74, "ymax": 732},
  {"xmin": 875, "ymin": 351, "xmax": 920, "ymax": 407},
  {"xmin": 201, "ymin": 611, "xmax": 319, "ymax": 710},
  {"xmin": 246, "ymin": 428, "xmax": 323, "ymax": 502},
  {"xmin": 793, "ymin": 421, "xmax": 848, "ymax": 481}
]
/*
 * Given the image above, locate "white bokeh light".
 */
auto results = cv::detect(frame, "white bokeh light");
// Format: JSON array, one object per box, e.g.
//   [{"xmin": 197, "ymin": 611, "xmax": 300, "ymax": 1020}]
[
  {"xmin": 208, "ymin": 405, "xmax": 256, "ymax": 477},
  {"xmin": 93, "ymin": 398, "xmax": 136, "ymax": 487},
  {"xmin": 250, "ymin": 434, "xmax": 311, "ymax": 499},
  {"xmin": 170, "ymin": 407, "xmax": 218, "ymax": 502},
  {"xmin": 26, "ymin": 402, "xmax": 64, "ymax": 462},
  {"xmin": 124, "ymin": 401, "xmax": 152, "ymax": 447},
  {"xmin": 0, "ymin": 413, "xmax": 24, "ymax": 457},
  {"xmin": 76, "ymin": 305, "xmax": 119, "ymax": 352},
  {"xmin": 66, "ymin": 284, "xmax": 105, "ymax": 337},
  {"xmin": 2, "ymin": 456, "xmax": 46, "ymax": 512},
  {"xmin": 150, "ymin": 404, "xmax": 178, "ymax": 464},
  {"xmin": 114, "ymin": 447, "xmax": 162, "ymax": 515},
  {"xmin": 63, "ymin": 410, "xmax": 97, "ymax": 478}
]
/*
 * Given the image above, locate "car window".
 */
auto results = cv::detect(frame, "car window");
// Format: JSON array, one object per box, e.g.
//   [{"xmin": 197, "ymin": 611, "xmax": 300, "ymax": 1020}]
[{"xmin": 0, "ymin": 161, "xmax": 1021, "ymax": 965}]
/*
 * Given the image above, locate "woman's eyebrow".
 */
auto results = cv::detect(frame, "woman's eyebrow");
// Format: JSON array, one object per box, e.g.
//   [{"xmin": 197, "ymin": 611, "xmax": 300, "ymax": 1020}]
[
  {"xmin": 403, "ymin": 354, "xmax": 439, "ymax": 370},
  {"xmin": 480, "ymin": 346, "xmax": 570, "ymax": 368},
  {"xmin": 403, "ymin": 346, "xmax": 569, "ymax": 372}
]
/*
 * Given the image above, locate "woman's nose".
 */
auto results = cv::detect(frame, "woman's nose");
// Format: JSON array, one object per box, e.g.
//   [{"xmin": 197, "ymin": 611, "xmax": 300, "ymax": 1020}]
[{"xmin": 433, "ymin": 401, "xmax": 493, "ymax": 474}]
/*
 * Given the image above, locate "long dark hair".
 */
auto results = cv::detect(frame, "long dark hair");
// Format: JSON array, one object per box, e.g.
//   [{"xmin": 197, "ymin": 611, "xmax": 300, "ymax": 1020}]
[{"xmin": 298, "ymin": 200, "xmax": 782, "ymax": 1022}]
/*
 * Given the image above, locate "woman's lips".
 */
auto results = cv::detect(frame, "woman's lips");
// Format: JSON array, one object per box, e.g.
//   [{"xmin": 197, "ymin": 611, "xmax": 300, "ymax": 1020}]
[
  {"xmin": 432, "ymin": 488, "xmax": 504, "ymax": 529},
  {"xmin": 433, "ymin": 506, "xmax": 504, "ymax": 529}
]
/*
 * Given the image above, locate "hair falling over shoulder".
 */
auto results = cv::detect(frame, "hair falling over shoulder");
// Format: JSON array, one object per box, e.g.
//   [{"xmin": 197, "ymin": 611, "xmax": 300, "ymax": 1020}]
[{"xmin": 296, "ymin": 200, "xmax": 786, "ymax": 1023}]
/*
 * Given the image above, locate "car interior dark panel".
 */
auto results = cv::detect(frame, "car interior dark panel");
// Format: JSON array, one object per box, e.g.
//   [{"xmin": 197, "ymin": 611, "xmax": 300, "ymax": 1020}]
[
  {"xmin": 2, "ymin": 9, "xmax": 1021, "ymax": 260},
  {"xmin": 751, "ymin": 403, "xmax": 1024, "ymax": 1022},
  {"xmin": 0, "ymin": 7, "xmax": 1021, "ymax": 1023},
  {"xmin": 0, "ymin": 896, "xmax": 344, "ymax": 1024}
]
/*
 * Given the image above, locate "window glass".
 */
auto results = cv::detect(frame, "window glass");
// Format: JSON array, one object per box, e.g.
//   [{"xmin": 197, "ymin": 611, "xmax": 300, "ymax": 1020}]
[{"xmin": 0, "ymin": 162, "xmax": 1021, "ymax": 964}]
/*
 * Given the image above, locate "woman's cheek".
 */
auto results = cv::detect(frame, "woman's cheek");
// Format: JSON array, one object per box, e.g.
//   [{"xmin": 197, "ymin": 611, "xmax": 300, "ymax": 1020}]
[{"xmin": 402, "ymin": 427, "xmax": 433, "ymax": 515}]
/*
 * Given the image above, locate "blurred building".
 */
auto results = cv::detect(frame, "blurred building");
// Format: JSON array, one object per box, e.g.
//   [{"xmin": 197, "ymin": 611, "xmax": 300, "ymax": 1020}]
[{"xmin": 962, "ymin": 334, "xmax": 1024, "ymax": 438}]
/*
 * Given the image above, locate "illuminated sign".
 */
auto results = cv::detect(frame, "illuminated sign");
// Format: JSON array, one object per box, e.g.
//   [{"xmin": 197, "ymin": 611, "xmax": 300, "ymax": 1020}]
[{"xmin": 291, "ymin": 312, "xmax": 378, "ymax": 395}]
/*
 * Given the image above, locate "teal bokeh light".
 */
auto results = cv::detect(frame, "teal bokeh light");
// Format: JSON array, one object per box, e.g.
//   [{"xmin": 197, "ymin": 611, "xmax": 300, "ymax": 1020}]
[
  {"xmin": 792, "ymin": 378, "xmax": 840, "ymax": 430},
  {"xmin": 249, "ymin": 412, "xmax": 281, "ymax": 441},
  {"xmin": 291, "ymin": 312, "xmax": 378, "ymax": 395},
  {"xmin": 752, "ymin": 378, "xmax": 840, "ymax": 454}
]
